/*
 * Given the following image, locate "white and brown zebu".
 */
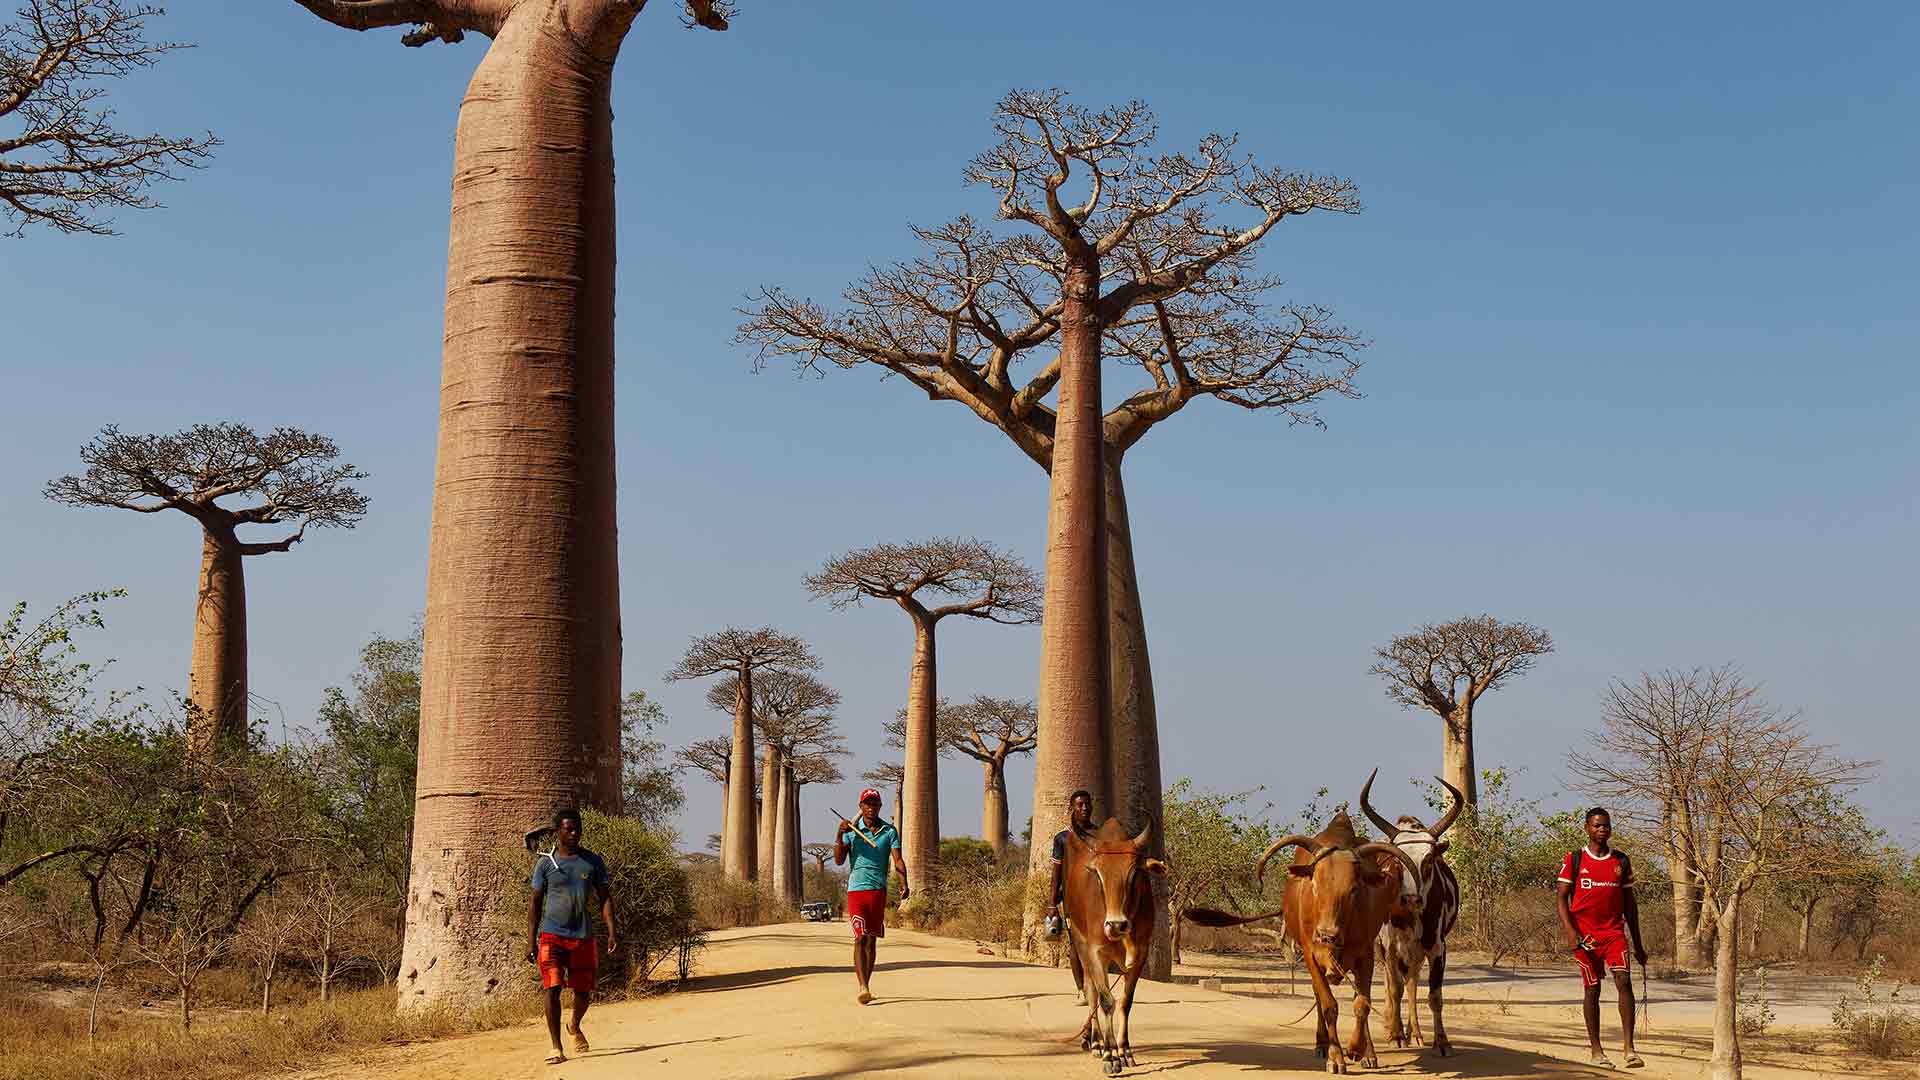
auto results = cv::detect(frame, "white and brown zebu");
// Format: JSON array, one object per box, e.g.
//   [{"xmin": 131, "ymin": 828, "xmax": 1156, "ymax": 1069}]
[
  {"xmin": 1359, "ymin": 769, "xmax": 1464, "ymax": 1057},
  {"xmin": 1185, "ymin": 810, "xmax": 1419, "ymax": 1073},
  {"xmin": 1061, "ymin": 816, "xmax": 1168, "ymax": 1076}
]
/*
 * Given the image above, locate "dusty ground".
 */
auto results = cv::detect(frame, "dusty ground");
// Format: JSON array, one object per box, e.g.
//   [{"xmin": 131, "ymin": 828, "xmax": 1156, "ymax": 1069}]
[{"xmin": 290, "ymin": 923, "xmax": 1899, "ymax": 1080}]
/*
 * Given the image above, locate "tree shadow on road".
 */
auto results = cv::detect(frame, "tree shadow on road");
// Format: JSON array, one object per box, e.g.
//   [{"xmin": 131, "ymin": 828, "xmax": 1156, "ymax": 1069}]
[{"xmin": 689, "ymin": 959, "xmax": 1019, "ymax": 993}]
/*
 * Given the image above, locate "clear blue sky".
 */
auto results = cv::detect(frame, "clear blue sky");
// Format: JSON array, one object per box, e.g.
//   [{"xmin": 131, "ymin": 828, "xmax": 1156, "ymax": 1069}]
[{"xmin": 4, "ymin": 3, "xmax": 1914, "ymax": 851}]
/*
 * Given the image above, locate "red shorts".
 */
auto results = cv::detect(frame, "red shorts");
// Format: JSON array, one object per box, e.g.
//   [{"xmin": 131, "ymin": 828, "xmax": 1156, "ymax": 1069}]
[
  {"xmin": 538, "ymin": 932, "xmax": 597, "ymax": 992},
  {"xmin": 847, "ymin": 889, "xmax": 886, "ymax": 938},
  {"xmin": 1573, "ymin": 929, "xmax": 1630, "ymax": 987}
]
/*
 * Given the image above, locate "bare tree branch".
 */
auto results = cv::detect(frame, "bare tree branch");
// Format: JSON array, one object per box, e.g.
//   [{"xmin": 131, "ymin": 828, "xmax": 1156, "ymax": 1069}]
[
  {"xmin": 663, "ymin": 626, "xmax": 818, "ymax": 683},
  {"xmin": 804, "ymin": 537, "xmax": 1042, "ymax": 625},
  {"xmin": 1370, "ymin": 615, "xmax": 1554, "ymax": 719}
]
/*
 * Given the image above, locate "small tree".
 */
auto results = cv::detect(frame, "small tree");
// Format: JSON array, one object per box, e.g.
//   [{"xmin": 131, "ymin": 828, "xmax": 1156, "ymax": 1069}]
[
  {"xmin": 237, "ymin": 886, "xmax": 307, "ymax": 1015},
  {"xmin": 1570, "ymin": 668, "xmax": 1869, "ymax": 1080},
  {"xmin": 807, "ymin": 538, "xmax": 1040, "ymax": 895},
  {"xmin": 46, "ymin": 424, "xmax": 368, "ymax": 752},
  {"xmin": 1161, "ymin": 779, "xmax": 1278, "ymax": 963},
  {"xmin": 0, "ymin": 0, "xmax": 216, "ymax": 236},
  {"xmin": 1369, "ymin": 615, "xmax": 1553, "ymax": 810},
  {"xmin": 620, "ymin": 689, "xmax": 683, "ymax": 835},
  {"xmin": 664, "ymin": 627, "xmax": 817, "ymax": 883}
]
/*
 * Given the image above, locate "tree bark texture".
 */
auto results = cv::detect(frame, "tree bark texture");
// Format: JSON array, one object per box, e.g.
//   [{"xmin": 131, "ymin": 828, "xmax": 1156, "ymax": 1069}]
[
  {"xmin": 1711, "ymin": 893, "xmax": 1743, "ymax": 1080},
  {"xmin": 1668, "ymin": 809, "xmax": 1706, "ymax": 970},
  {"xmin": 187, "ymin": 526, "xmax": 248, "ymax": 754},
  {"xmin": 772, "ymin": 759, "xmax": 797, "ymax": 908},
  {"xmin": 901, "ymin": 616, "xmax": 940, "ymax": 894},
  {"xmin": 785, "ymin": 773, "xmax": 803, "ymax": 906},
  {"xmin": 759, "ymin": 741, "xmax": 781, "ymax": 883},
  {"xmin": 1797, "ymin": 899, "xmax": 1816, "ymax": 959},
  {"xmin": 723, "ymin": 670, "xmax": 757, "ymax": 881},
  {"xmin": 1103, "ymin": 450, "xmax": 1171, "ymax": 979},
  {"xmin": 1027, "ymin": 257, "xmax": 1112, "ymax": 907},
  {"xmin": 982, "ymin": 757, "xmax": 1008, "ymax": 861},
  {"xmin": 1442, "ymin": 706, "xmax": 1477, "ymax": 809},
  {"xmin": 401, "ymin": 3, "xmax": 629, "ymax": 1011}
]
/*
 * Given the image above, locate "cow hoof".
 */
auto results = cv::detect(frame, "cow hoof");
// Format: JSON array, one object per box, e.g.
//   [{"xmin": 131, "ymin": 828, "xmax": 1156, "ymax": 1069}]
[
  {"xmin": 1104, "ymin": 1058, "xmax": 1122, "ymax": 1076},
  {"xmin": 1431, "ymin": 1041, "xmax": 1452, "ymax": 1057}
]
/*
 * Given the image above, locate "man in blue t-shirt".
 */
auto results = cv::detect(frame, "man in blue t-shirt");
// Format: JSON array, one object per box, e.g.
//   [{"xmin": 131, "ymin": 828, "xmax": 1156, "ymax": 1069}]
[
  {"xmin": 526, "ymin": 808, "xmax": 616, "ymax": 1065},
  {"xmin": 834, "ymin": 787, "xmax": 909, "ymax": 1004}
]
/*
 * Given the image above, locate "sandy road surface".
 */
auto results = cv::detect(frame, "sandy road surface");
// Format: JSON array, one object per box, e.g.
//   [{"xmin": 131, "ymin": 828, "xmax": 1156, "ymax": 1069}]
[{"xmin": 294, "ymin": 923, "xmax": 1880, "ymax": 1080}]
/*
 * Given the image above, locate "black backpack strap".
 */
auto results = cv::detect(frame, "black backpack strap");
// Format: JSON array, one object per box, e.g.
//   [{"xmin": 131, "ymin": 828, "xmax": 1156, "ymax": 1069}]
[
  {"xmin": 1569, "ymin": 848, "xmax": 1582, "ymax": 883},
  {"xmin": 1618, "ymin": 851, "xmax": 1632, "ymax": 884}
]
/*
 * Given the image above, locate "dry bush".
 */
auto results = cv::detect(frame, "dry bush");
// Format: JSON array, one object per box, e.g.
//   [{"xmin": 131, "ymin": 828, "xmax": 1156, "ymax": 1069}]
[
  {"xmin": 685, "ymin": 863, "xmax": 785, "ymax": 929},
  {"xmin": 0, "ymin": 984, "xmax": 539, "ymax": 1080}
]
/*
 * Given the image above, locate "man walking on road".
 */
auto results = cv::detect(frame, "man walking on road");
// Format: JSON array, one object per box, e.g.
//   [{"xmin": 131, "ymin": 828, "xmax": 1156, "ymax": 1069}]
[
  {"xmin": 836, "ymin": 788, "xmax": 909, "ymax": 1005},
  {"xmin": 1047, "ymin": 789, "xmax": 1096, "ymax": 996},
  {"xmin": 1557, "ymin": 807, "xmax": 1647, "ymax": 1069},
  {"xmin": 527, "ymin": 808, "xmax": 617, "ymax": 1066}
]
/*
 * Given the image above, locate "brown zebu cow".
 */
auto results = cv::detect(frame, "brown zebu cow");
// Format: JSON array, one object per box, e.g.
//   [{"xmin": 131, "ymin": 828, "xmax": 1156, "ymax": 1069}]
[
  {"xmin": 1062, "ymin": 816, "xmax": 1168, "ymax": 1076},
  {"xmin": 1359, "ymin": 770, "xmax": 1464, "ymax": 1056},
  {"xmin": 1186, "ymin": 810, "xmax": 1418, "ymax": 1074}
]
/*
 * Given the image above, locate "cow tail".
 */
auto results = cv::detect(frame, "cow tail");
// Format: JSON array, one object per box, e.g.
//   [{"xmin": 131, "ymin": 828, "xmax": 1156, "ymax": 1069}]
[{"xmin": 1183, "ymin": 906, "xmax": 1286, "ymax": 928}]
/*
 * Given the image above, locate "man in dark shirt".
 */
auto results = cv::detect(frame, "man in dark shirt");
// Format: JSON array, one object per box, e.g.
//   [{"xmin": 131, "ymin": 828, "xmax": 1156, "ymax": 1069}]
[
  {"xmin": 1047, "ymin": 789, "xmax": 1095, "ymax": 996},
  {"xmin": 526, "ymin": 808, "xmax": 617, "ymax": 1065}
]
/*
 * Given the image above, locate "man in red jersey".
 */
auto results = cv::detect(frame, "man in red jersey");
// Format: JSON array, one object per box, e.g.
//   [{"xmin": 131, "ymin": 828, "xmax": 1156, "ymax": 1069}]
[{"xmin": 1557, "ymin": 807, "xmax": 1647, "ymax": 1069}]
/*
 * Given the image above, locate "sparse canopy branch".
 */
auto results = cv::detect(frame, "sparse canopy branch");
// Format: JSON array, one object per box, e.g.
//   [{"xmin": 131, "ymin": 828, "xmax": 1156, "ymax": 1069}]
[
  {"xmin": 673, "ymin": 736, "xmax": 731, "ymax": 784},
  {"xmin": 665, "ymin": 626, "xmax": 817, "ymax": 884},
  {"xmin": 862, "ymin": 760, "xmax": 904, "ymax": 814},
  {"xmin": 44, "ymin": 424, "xmax": 367, "ymax": 753},
  {"xmin": 942, "ymin": 695, "xmax": 1037, "ymax": 859},
  {"xmin": 0, "ymin": 0, "xmax": 217, "ymax": 235},
  {"xmin": 1369, "ymin": 615, "xmax": 1553, "ymax": 810}
]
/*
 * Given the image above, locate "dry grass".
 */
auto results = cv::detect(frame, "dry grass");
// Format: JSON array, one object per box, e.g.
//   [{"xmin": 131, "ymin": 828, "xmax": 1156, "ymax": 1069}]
[{"xmin": 0, "ymin": 984, "xmax": 541, "ymax": 1080}]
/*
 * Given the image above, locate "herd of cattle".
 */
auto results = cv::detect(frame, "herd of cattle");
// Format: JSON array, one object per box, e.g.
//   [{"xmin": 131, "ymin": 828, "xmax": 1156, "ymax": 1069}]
[{"xmin": 1058, "ymin": 770, "xmax": 1467, "ymax": 1075}]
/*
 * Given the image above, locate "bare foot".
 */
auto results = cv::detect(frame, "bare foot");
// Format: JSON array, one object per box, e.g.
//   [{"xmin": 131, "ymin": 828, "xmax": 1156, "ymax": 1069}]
[
  {"xmin": 857, "ymin": 990, "xmax": 873, "ymax": 1005},
  {"xmin": 544, "ymin": 1049, "xmax": 567, "ymax": 1065},
  {"xmin": 565, "ymin": 1021, "xmax": 589, "ymax": 1054}
]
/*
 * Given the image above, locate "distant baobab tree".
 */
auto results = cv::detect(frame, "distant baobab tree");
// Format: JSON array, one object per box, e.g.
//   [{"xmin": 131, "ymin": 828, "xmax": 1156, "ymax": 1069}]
[
  {"xmin": 881, "ymin": 695, "xmax": 1037, "ymax": 859},
  {"xmin": 743, "ymin": 90, "xmax": 1366, "ymax": 974},
  {"xmin": 674, "ymin": 734, "xmax": 734, "ymax": 852},
  {"xmin": 704, "ymin": 668, "xmax": 841, "ymax": 907},
  {"xmin": 0, "ymin": 0, "xmax": 217, "ymax": 236},
  {"xmin": 666, "ymin": 627, "xmax": 817, "ymax": 883},
  {"xmin": 289, "ymin": 0, "xmax": 732, "ymax": 1009},
  {"xmin": 807, "ymin": 538, "xmax": 1040, "ymax": 894},
  {"xmin": 45, "ymin": 423, "xmax": 367, "ymax": 753},
  {"xmin": 786, "ymin": 750, "xmax": 845, "ymax": 906},
  {"xmin": 1370, "ymin": 615, "xmax": 1554, "ymax": 810}
]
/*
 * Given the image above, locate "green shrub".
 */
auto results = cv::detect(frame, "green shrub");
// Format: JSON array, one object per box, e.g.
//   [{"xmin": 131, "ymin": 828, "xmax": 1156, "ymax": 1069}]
[
  {"xmin": 1832, "ymin": 954, "xmax": 1918, "ymax": 1058},
  {"xmin": 579, "ymin": 811, "xmax": 703, "ymax": 994},
  {"xmin": 1737, "ymin": 964, "xmax": 1775, "ymax": 1036}
]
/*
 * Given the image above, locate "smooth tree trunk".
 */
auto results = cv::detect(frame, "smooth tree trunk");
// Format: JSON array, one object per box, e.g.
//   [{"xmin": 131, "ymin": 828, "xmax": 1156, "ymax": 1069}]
[
  {"xmin": 401, "ymin": 2, "xmax": 632, "ymax": 1010},
  {"xmin": 772, "ymin": 760, "xmax": 798, "ymax": 908},
  {"xmin": 261, "ymin": 952, "xmax": 277, "ymax": 1016},
  {"xmin": 759, "ymin": 741, "xmax": 781, "ymax": 884},
  {"xmin": 1711, "ymin": 890, "xmax": 1744, "ymax": 1080},
  {"xmin": 1103, "ymin": 450, "xmax": 1171, "ymax": 978},
  {"xmin": 786, "ymin": 775, "xmax": 803, "ymax": 904},
  {"xmin": 1669, "ymin": 808, "xmax": 1707, "ymax": 969},
  {"xmin": 723, "ymin": 670, "xmax": 757, "ymax": 881},
  {"xmin": 1027, "ymin": 256, "xmax": 1112, "ymax": 916},
  {"xmin": 1442, "ymin": 704, "xmax": 1477, "ymax": 810},
  {"xmin": 901, "ymin": 615, "xmax": 941, "ymax": 894},
  {"xmin": 187, "ymin": 526, "xmax": 248, "ymax": 753},
  {"xmin": 1797, "ymin": 899, "xmax": 1817, "ymax": 959},
  {"xmin": 982, "ymin": 757, "xmax": 1009, "ymax": 861}
]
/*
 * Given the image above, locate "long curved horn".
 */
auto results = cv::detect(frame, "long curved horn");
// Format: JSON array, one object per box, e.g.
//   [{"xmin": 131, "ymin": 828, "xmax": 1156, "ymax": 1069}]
[
  {"xmin": 1430, "ymin": 776, "xmax": 1466, "ymax": 839},
  {"xmin": 1356, "ymin": 841, "xmax": 1421, "ymax": 884},
  {"xmin": 1255, "ymin": 833, "xmax": 1319, "ymax": 884},
  {"xmin": 1131, "ymin": 815, "xmax": 1154, "ymax": 851},
  {"xmin": 1358, "ymin": 768, "xmax": 1401, "ymax": 840}
]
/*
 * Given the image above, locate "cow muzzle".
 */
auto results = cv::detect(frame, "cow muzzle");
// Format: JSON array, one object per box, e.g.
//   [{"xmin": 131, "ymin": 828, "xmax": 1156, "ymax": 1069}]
[
  {"xmin": 1103, "ymin": 917, "xmax": 1130, "ymax": 939},
  {"xmin": 1313, "ymin": 926, "xmax": 1344, "ymax": 949}
]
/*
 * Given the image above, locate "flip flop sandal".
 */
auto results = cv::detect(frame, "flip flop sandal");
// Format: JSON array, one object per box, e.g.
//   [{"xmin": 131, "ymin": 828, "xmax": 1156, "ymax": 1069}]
[
  {"xmin": 565, "ymin": 1023, "xmax": 589, "ymax": 1054},
  {"xmin": 1623, "ymin": 1052, "xmax": 1646, "ymax": 1068},
  {"xmin": 1589, "ymin": 1053, "xmax": 1615, "ymax": 1069}
]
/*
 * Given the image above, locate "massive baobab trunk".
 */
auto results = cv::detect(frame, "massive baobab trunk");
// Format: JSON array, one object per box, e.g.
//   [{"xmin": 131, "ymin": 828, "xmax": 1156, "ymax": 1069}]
[
  {"xmin": 188, "ymin": 526, "xmax": 248, "ymax": 752},
  {"xmin": 1442, "ymin": 705, "xmax": 1477, "ymax": 808},
  {"xmin": 981, "ymin": 756, "xmax": 1009, "ymax": 860},
  {"xmin": 758, "ymin": 741, "xmax": 781, "ymax": 882},
  {"xmin": 901, "ymin": 616, "xmax": 940, "ymax": 890},
  {"xmin": 771, "ymin": 759, "xmax": 797, "ymax": 907},
  {"xmin": 785, "ymin": 771, "xmax": 804, "ymax": 905},
  {"xmin": 402, "ymin": 5, "xmax": 631, "ymax": 1008},
  {"xmin": 1029, "ymin": 256, "xmax": 1112, "ymax": 894},
  {"xmin": 724, "ymin": 672, "xmax": 757, "ymax": 881},
  {"xmin": 1669, "ymin": 807, "xmax": 1706, "ymax": 969}
]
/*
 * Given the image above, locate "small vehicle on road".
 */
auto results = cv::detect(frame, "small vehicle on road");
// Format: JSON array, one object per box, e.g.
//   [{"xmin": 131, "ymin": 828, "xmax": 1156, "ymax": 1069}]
[{"xmin": 800, "ymin": 901, "xmax": 833, "ymax": 922}]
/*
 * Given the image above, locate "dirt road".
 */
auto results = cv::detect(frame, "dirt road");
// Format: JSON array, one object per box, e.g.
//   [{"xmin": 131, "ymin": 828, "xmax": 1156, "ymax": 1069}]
[{"xmin": 294, "ymin": 923, "xmax": 1874, "ymax": 1080}]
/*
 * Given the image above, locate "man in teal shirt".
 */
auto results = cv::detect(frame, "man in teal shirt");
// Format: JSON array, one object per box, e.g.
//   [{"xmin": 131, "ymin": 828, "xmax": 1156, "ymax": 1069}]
[{"xmin": 835, "ymin": 788, "xmax": 909, "ymax": 1004}]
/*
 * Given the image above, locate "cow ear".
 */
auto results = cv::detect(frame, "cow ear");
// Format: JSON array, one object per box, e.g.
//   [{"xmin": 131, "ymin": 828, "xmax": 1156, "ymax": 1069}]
[
  {"xmin": 1431, "ymin": 841, "xmax": 1450, "ymax": 859},
  {"xmin": 1359, "ymin": 864, "xmax": 1388, "ymax": 885},
  {"xmin": 1142, "ymin": 858, "xmax": 1170, "ymax": 876},
  {"xmin": 1287, "ymin": 864, "xmax": 1314, "ymax": 878}
]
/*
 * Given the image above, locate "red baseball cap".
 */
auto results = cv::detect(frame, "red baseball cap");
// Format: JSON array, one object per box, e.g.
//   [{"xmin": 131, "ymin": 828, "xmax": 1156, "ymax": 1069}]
[{"xmin": 859, "ymin": 788, "xmax": 882, "ymax": 805}]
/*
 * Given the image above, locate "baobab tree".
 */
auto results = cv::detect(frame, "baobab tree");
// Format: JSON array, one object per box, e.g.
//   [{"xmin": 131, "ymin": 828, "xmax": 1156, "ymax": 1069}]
[
  {"xmin": 665, "ymin": 627, "xmax": 816, "ymax": 883},
  {"xmin": 674, "ymin": 735, "xmax": 732, "ymax": 852},
  {"xmin": 806, "ymin": 538, "xmax": 1040, "ymax": 893},
  {"xmin": 861, "ymin": 760, "xmax": 904, "ymax": 825},
  {"xmin": 0, "ymin": 0, "xmax": 217, "ymax": 236},
  {"xmin": 704, "ymin": 668, "xmax": 840, "ymax": 907},
  {"xmin": 743, "ymin": 90, "xmax": 1366, "ymax": 972},
  {"xmin": 946, "ymin": 697, "xmax": 1037, "ymax": 860},
  {"xmin": 45, "ymin": 423, "xmax": 367, "ymax": 752},
  {"xmin": 786, "ymin": 750, "xmax": 845, "ymax": 905},
  {"xmin": 1369, "ymin": 615, "xmax": 1553, "ymax": 810},
  {"xmin": 289, "ymin": 0, "xmax": 731, "ymax": 1008},
  {"xmin": 1567, "ymin": 669, "xmax": 1868, "ymax": 1080}
]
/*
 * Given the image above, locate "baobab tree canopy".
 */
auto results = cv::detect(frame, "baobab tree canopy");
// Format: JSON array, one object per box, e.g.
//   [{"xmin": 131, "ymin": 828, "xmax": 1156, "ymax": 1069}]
[
  {"xmin": 0, "ymin": 0, "xmax": 217, "ymax": 236},
  {"xmin": 805, "ymin": 538, "xmax": 1043, "ymax": 623},
  {"xmin": 44, "ymin": 423, "xmax": 367, "ymax": 751},
  {"xmin": 1369, "ymin": 614, "xmax": 1554, "ymax": 808}
]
